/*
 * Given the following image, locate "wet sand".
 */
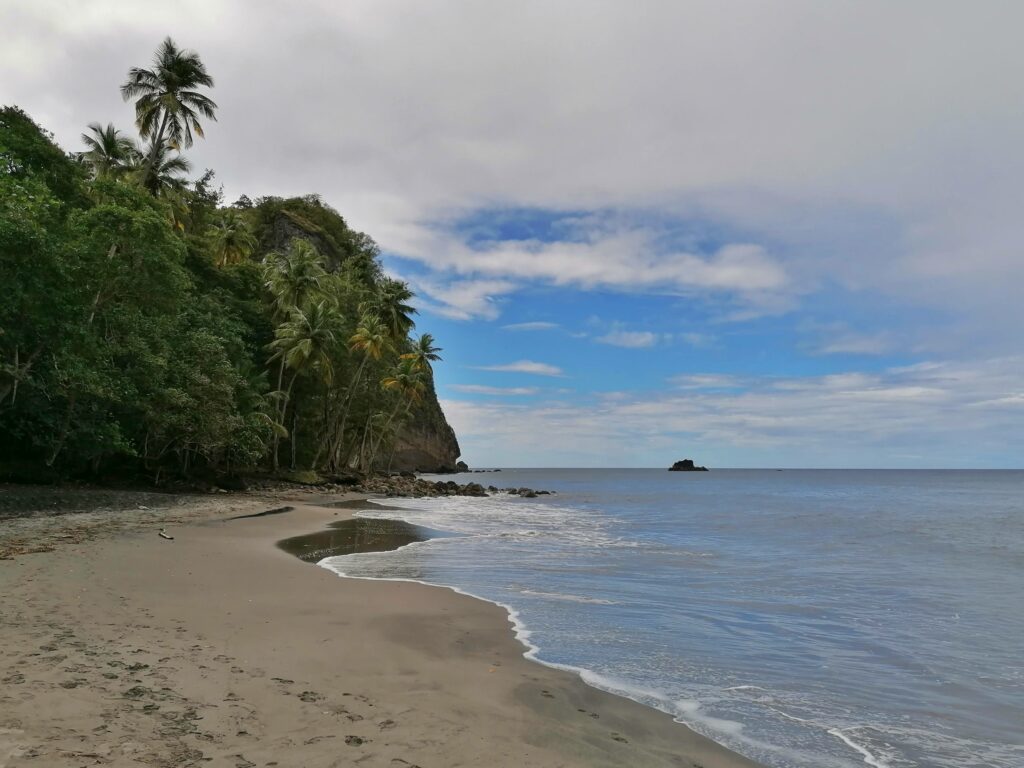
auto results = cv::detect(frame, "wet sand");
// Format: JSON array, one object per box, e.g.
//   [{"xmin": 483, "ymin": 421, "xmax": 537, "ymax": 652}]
[{"xmin": 0, "ymin": 490, "xmax": 762, "ymax": 767}]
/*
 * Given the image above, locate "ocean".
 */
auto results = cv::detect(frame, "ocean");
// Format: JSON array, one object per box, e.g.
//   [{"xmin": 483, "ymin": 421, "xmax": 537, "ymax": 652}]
[{"xmin": 316, "ymin": 469, "xmax": 1024, "ymax": 768}]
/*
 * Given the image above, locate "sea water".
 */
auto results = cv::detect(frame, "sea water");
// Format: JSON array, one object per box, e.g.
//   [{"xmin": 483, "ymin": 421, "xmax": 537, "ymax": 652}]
[{"xmin": 318, "ymin": 469, "xmax": 1024, "ymax": 768}]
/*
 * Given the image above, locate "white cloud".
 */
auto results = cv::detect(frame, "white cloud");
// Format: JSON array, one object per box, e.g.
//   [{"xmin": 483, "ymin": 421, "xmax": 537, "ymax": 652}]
[
  {"xmin": 398, "ymin": 229, "xmax": 790, "ymax": 308},
  {"xmin": 670, "ymin": 374, "xmax": 741, "ymax": 390},
  {"xmin": 501, "ymin": 321, "xmax": 559, "ymax": 331},
  {"xmin": 406, "ymin": 276, "xmax": 517, "ymax": 320},
  {"xmin": 967, "ymin": 393, "xmax": 1024, "ymax": 408},
  {"xmin": 596, "ymin": 330, "xmax": 659, "ymax": 348},
  {"xmin": 476, "ymin": 360, "xmax": 565, "ymax": 377},
  {"xmin": 450, "ymin": 384, "xmax": 538, "ymax": 396},
  {"xmin": 817, "ymin": 332, "xmax": 893, "ymax": 356}
]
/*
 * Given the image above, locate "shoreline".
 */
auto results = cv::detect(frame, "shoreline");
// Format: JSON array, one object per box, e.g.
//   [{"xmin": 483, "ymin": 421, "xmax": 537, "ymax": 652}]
[{"xmin": 0, "ymin": 486, "xmax": 762, "ymax": 767}]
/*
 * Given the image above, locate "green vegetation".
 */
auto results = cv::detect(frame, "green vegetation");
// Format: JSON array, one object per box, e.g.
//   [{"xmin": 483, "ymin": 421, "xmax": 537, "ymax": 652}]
[{"xmin": 0, "ymin": 38, "xmax": 446, "ymax": 483}]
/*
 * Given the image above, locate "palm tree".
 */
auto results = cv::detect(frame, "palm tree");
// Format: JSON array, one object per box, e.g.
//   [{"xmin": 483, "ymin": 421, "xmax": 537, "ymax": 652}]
[
  {"xmin": 266, "ymin": 301, "xmax": 338, "ymax": 470},
  {"xmin": 368, "ymin": 279, "xmax": 417, "ymax": 340},
  {"xmin": 401, "ymin": 333, "xmax": 442, "ymax": 372},
  {"xmin": 370, "ymin": 357, "xmax": 426, "ymax": 465},
  {"xmin": 120, "ymin": 37, "xmax": 217, "ymax": 179},
  {"xmin": 269, "ymin": 302, "xmax": 338, "ymax": 388},
  {"xmin": 213, "ymin": 210, "xmax": 258, "ymax": 266},
  {"xmin": 330, "ymin": 314, "xmax": 389, "ymax": 469},
  {"xmin": 132, "ymin": 139, "xmax": 191, "ymax": 196},
  {"xmin": 263, "ymin": 240, "xmax": 327, "ymax": 318},
  {"xmin": 79, "ymin": 122, "xmax": 138, "ymax": 179}
]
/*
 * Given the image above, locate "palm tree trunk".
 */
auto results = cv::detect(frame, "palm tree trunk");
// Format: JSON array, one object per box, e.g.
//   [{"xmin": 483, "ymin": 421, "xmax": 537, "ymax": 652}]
[
  {"xmin": 358, "ymin": 412, "xmax": 372, "ymax": 473},
  {"xmin": 370, "ymin": 400, "xmax": 405, "ymax": 466},
  {"xmin": 144, "ymin": 111, "xmax": 170, "ymax": 182},
  {"xmin": 311, "ymin": 396, "xmax": 330, "ymax": 471},
  {"xmin": 46, "ymin": 392, "xmax": 77, "ymax": 467},
  {"xmin": 271, "ymin": 357, "xmax": 286, "ymax": 472},
  {"xmin": 290, "ymin": 409, "xmax": 299, "ymax": 470},
  {"xmin": 332, "ymin": 356, "xmax": 367, "ymax": 470},
  {"xmin": 87, "ymin": 244, "xmax": 119, "ymax": 326}
]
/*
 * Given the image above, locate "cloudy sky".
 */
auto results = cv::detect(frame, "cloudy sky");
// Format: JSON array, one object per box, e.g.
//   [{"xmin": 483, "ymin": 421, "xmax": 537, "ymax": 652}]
[{"xmin": 4, "ymin": 1, "xmax": 1024, "ymax": 467}]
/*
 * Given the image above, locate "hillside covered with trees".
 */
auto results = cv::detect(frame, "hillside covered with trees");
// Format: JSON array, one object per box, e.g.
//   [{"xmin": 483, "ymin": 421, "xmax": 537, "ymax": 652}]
[{"xmin": 0, "ymin": 38, "xmax": 459, "ymax": 485}]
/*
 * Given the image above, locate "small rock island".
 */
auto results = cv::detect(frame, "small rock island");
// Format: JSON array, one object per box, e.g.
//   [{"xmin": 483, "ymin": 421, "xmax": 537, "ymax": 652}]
[{"xmin": 668, "ymin": 459, "xmax": 709, "ymax": 472}]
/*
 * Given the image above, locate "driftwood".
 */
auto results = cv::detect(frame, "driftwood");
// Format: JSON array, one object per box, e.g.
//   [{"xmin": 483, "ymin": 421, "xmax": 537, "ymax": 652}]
[{"xmin": 158, "ymin": 529, "xmax": 174, "ymax": 541}]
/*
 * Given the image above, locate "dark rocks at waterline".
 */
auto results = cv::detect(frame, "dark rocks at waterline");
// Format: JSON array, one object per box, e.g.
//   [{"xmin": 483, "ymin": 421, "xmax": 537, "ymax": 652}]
[
  {"xmin": 668, "ymin": 459, "xmax": 709, "ymax": 472},
  {"xmin": 354, "ymin": 475, "xmax": 495, "ymax": 498},
  {"xmin": 432, "ymin": 480, "xmax": 488, "ymax": 497},
  {"xmin": 456, "ymin": 461, "xmax": 469, "ymax": 472},
  {"xmin": 506, "ymin": 487, "xmax": 552, "ymax": 498},
  {"xmin": 353, "ymin": 474, "xmax": 555, "ymax": 499}
]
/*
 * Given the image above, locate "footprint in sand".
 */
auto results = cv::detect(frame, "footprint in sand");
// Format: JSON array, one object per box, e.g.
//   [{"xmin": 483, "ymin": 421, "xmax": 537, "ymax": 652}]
[
  {"xmin": 610, "ymin": 732, "xmax": 629, "ymax": 743},
  {"xmin": 540, "ymin": 689, "xmax": 555, "ymax": 699}
]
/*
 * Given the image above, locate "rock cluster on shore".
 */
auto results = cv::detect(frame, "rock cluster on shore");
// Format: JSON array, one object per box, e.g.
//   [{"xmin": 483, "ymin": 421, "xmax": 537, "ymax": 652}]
[
  {"xmin": 245, "ymin": 473, "xmax": 551, "ymax": 499},
  {"xmin": 355, "ymin": 475, "xmax": 551, "ymax": 498}
]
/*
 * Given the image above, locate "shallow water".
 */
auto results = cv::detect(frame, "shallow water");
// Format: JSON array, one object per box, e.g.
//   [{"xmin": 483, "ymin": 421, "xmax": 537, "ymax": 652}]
[
  {"xmin": 318, "ymin": 469, "xmax": 1024, "ymax": 768},
  {"xmin": 277, "ymin": 516, "xmax": 446, "ymax": 562}
]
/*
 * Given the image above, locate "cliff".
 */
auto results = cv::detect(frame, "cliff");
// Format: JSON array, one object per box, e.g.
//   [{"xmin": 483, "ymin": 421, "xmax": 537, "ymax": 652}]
[{"xmin": 388, "ymin": 377, "xmax": 461, "ymax": 473}]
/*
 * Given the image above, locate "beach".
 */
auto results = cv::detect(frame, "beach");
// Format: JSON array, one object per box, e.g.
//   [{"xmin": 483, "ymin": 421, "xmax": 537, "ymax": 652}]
[{"xmin": 0, "ymin": 486, "xmax": 759, "ymax": 768}]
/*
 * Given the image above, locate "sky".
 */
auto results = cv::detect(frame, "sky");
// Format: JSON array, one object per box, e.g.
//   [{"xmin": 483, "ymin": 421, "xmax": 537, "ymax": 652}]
[{"xmin": 3, "ymin": 1, "xmax": 1024, "ymax": 467}]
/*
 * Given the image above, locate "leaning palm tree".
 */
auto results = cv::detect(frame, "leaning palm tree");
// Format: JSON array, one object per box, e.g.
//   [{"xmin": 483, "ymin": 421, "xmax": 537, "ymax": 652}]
[
  {"xmin": 213, "ymin": 210, "xmax": 258, "ymax": 267},
  {"xmin": 330, "ymin": 314, "xmax": 389, "ymax": 469},
  {"xmin": 401, "ymin": 333, "xmax": 442, "ymax": 373},
  {"xmin": 370, "ymin": 357, "xmax": 426, "ymax": 465},
  {"xmin": 79, "ymin": 122, "xmax": 138, "ymax": 179},
  {"xmin": 266, "ymin": 301, "xmax": 338, "ymax": 470},
  {"xmin": 120, "ymin": 37, "xmax": 217, "ymax": 178}
]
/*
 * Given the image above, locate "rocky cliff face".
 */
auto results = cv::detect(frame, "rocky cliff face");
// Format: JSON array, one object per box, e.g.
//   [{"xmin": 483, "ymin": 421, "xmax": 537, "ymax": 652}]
[{"xmin": 388, "ymin": 380, "xmax": 461, "ymax": 473}]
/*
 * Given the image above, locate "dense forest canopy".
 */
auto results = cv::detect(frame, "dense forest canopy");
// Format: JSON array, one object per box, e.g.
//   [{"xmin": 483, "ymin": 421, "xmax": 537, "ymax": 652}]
[{"xmin": 0, "ymin": 38, "xmax": 455, "ymax": 484}]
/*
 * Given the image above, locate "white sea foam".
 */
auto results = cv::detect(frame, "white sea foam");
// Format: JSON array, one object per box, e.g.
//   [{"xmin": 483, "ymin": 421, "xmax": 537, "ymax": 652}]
[
  {"xmin": 517, "ymin": 588, "xmax": 618, "ymax": 605},
  {"xmin": 827, "ymin": 728, "xmax": 892, "ymax": 768}
]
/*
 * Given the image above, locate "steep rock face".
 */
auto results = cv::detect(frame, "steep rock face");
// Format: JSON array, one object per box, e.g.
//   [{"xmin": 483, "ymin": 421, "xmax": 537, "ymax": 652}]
[
  {"xmin": 263, "ymin": 210, "xmax": 345, "ymax": 271},
  {"xmin": 386, "ymin": 375, "xmax": 460, "ymax": 472}
]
